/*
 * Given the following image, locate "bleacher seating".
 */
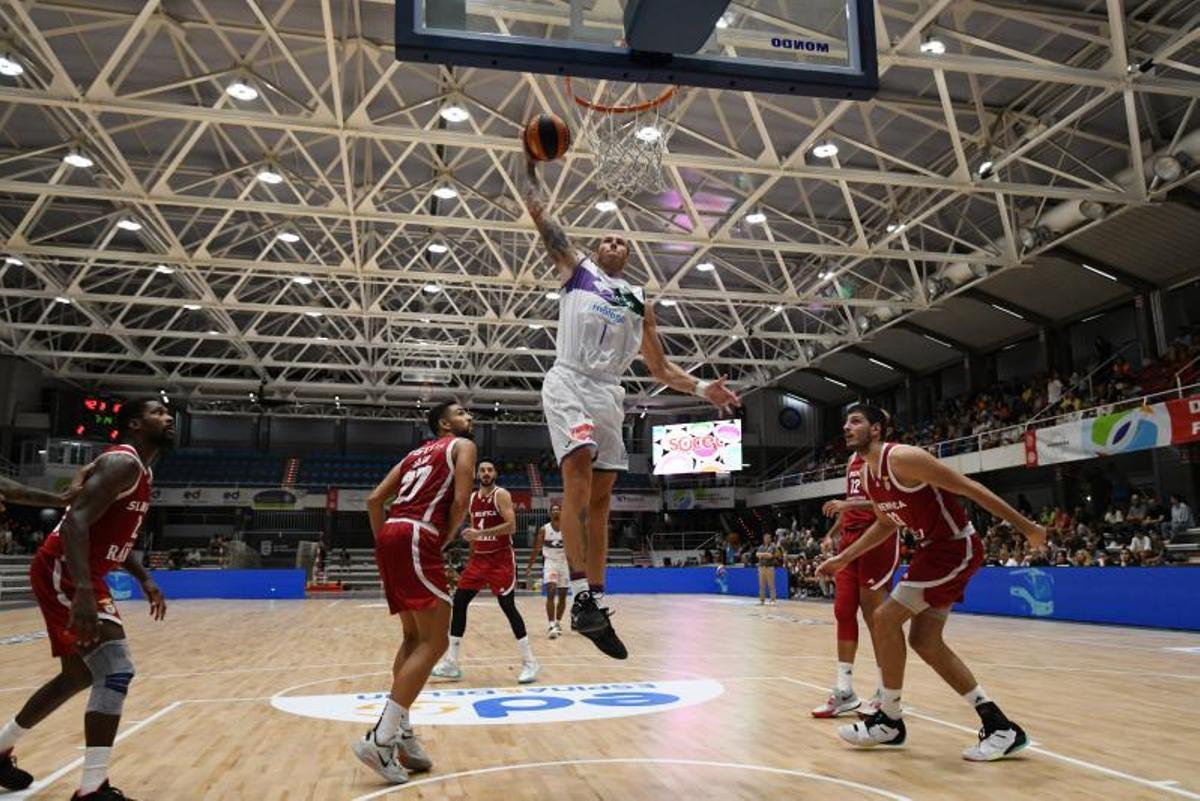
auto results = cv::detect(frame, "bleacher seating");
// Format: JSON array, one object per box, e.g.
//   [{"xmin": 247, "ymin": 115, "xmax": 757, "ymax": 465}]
[
  {"xmin": 0, "ymin": 555, "xmax": 32, "ymax": 601},
  {"xmin": 155, "ymin": 449, "xmax": 285, "ymax": 486}
]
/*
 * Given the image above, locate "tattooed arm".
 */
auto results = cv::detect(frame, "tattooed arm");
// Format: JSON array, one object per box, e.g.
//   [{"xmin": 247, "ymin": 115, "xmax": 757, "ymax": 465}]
[
  {"xmin": 520, "ymin": 154, "xmax": 584, "ymax": 281},
  {"xmin": 0, "ymin": 475, "xmax": 77, "ymax": 512}
]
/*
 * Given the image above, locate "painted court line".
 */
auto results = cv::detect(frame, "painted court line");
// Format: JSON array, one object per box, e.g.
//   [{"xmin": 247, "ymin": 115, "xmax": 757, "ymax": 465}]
[
  {"xmin": 771, "ymin": 676, "xmax": 1200, "ymax": 800},
  {"xmin": 349, "ymin": 758, "xmax": 914, "ymax": 801},
  {"xmin": 9, "ymin": 702, "xmax": 183, "ymax": 800}
]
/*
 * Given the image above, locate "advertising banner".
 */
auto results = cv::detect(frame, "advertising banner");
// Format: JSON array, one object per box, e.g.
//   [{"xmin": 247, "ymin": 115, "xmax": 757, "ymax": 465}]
[
  {"xmin": 1026, "ymin": 395, "xmax": 1200, "ymax": 467},
  {"xmin": 652, "ymin": 419, "xmax": 742, "ymax": 475},
  {"xmin": 664, "ymin": 486, "xmax": 735, "ymax": 510}
]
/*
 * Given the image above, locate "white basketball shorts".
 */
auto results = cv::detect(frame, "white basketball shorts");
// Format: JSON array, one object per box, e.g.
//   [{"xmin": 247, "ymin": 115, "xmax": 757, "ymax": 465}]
[
  {"xmin": 542, "ymin": 364, "xmax": 627, "ymax": 471},
  {"xmin": 542, "ymin": 556, "xmax": 570, "ymax": 587}
]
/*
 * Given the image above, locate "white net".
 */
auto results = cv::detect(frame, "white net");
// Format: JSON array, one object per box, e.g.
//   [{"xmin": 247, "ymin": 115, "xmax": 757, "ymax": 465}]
[{"xmin": 567, "ymin": 79, "xmax": 679, "ymax": 199}]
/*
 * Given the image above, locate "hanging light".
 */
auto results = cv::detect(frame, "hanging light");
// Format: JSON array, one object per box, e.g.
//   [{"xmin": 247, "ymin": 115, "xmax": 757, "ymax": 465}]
[
  {"xmin": 695, "ymin": 262, "xmax": 716, "ymax": 272},
  {"xmin": 745, "ymin": 211, "xmax": 767, "ymax": 225},
  {"xmin": 291, "ymin": 276, "xmax": 314, "ymax": 285},
  {"xmin": 976, "ymin": 160, "xmax": 994, "ymax": 178},
  {"xmin": 812, "ymin": 141, "xmax": 839, "ymax": 159},
  {"xmin": 423, "ymin": 283, "xmax": 441, "ymax": 294},
  {"xmin": 63, "ymin": 150, "xmax": 94, "ymax": 169},
  {"xmin": 116, "ymin": 218, "xmax": 142, "ymax": 231},
  {"xmin": 427, "ymin": 243, "xmax": 449, "ymax": 254},
  {"xmin": 183, "ymin": 303, "xmax": 201, "ymax": 311},
  {"xmin": 659, "ymin": 299, "xmax": 677, "ymax": 307},
  {"xmin": 528, "ymin": 323, "xmax": 545, "ymax": 330},
  {"xmin": 433, "ymin": 185, "xmax": 458, "ymax": 200},
  {"xmin": 276, "ymin": 231, "xmax": 301, "ymax": 243},
  {"xmin": 0, "ymin": 54, "xmax": 24, "ymax": 77},
  {"xmin": 920, "ymin": 36, "xmax": 946, "ymax": 55},
  {"xmin": 595, "ymin": 199, "xmax": 619, "ymax": 212},
  {"xmin": 154, "ymin": 264, "xmax": 175, "ymax": 275},
  {"xmin": 54, "ymin": 296, "xmax": 72, "ymax": 305},
  {"xmin": 256, "ymin": 167, "xmax": 283, "ymax": 184},
  {"xmin": 886, "ymin": 222, "xmax": 906, "ymax": 233},
  {"xmin": 545, "ymin": 291, "xmax": 561, "ymax": 300},
  {"xmin": 304, "ymin": 311, "xmax": 323, "ymax": 318},
  {"xmin": 225, "ymin": 80, "xmax": 258, "ymax": 101},
  {"xmin": 4, "ymin": 256, "xmax": 23, "ymax": 266},
  {"xmin": 438, "ymin": 104, "xmax": 469, "ymax": 123}
]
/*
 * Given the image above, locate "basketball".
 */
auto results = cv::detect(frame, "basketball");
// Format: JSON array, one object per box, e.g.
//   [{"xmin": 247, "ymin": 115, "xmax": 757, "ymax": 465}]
[{"xmin": 523, "ymin": 113, "xmax": 571, "ymax": 161}]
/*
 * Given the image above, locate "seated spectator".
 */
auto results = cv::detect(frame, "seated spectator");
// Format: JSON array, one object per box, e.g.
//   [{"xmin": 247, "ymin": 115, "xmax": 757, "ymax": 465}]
[
  {"xmin": 1163, "ymin": 494, "xmax": 1194, "ymax": 542},
  {"xmin": 1118, "ymin": 548, "xmax": 1135, "ymax": 567},
  {"xmin": 1102, "ymin": 505, "xmax": 1124, "ymax": 529},
  {"xmin": 1128, "ymin": 529, "xmax": 1152, "ymax": 555},
  {"xmin": 1053, "ymin": 550, "xmax": 1069, "ymax": 567},
  {"xmin": 1143, "ymin": 495, "xmax": 1165, "ymax": 528},
  {"xmin": 1071, "ymin": 549, "xmax": 1092, "ymax": 567},
  {"xmin": 1126, "ymin": 493, "xmax": 1147, "ymax": 526},
  {"xmin": 186, "ymin": 548, "xmax": 203, "ymax": 567}
]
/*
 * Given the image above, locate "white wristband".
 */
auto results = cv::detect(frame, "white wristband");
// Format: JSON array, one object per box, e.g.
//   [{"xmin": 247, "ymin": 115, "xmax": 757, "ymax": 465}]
[{"xmin": 693, "ymin": 379, "xmax": 712, "ymax": 399}]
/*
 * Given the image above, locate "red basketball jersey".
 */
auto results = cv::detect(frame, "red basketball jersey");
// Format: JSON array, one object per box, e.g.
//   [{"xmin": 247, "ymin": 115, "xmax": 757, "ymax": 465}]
[
  {"xmin": 469, "ymin": 488, "xmax": 512, "ymax": 555},
  {"xmin": 841, "ymin": 452, "xmax": 876, "ymax": 537},
  {"xmin": 387, "ymin": 436, "xmax": 462, "ymax": 536},
  {"xmin": 39, "ymin": 444, "xmax": 152, "ymax": 578},
  {"xmin": 861, "ymin": 442, "xmax": 974, "ymax": 547}
]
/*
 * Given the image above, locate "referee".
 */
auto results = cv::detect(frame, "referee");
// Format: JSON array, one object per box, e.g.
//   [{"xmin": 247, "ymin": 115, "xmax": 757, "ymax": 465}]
[{"xmin": 756, "ymin": 532, "xmax": 783, "ymax": 605}]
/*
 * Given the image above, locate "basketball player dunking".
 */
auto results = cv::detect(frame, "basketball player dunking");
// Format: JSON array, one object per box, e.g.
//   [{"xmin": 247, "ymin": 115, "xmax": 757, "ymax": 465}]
[
  {"xmin": 431, "ymin": 460, "xmax": 540, "ymax": 684},
  {"xmin": 520, "ymin": 152, "xmax": 740, "ymax": 659},
  {"xmin": 0, "ymin": 399, "xmax": 172, "ymax": 800},
  {"xmin": 356, "ymin": 401, "xmax": 478, "ymax": 785},
  {"xmin": 812, "ymin": 414, "xmax": 900, "ymax": 719},
  {"xmin": 818, "ymin": 404, "xmax": 1047, "ymax": 761},
  {"xmin": 527, "ymin": 503, "xmax": 569, "ymax": 638}
]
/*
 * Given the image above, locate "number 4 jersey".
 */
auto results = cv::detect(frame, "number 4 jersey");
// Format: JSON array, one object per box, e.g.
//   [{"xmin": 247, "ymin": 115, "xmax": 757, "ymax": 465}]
[
  {"xmin": 39, "ymin": 443, "xmax": 152, "ymax": 577},
  {"xmin": 387, "ymin": 435, "xmax": 462, "ymax": 536}
]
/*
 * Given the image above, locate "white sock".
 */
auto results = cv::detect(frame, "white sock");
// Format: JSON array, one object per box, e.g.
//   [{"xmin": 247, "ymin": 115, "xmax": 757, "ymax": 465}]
[
  {"xmin": 836, "ymin": 662, "xmax": 854, "ymax": 693},
  {"xmin": 880, "ymin": 687, "xmax": 902, "ymax": 719},
  {"xmin": 0, "ymin": 720, "xmax": 30, "ymax": 752},
  {"xmin": 517, "ymin": 636, "xmax": 534, "ymax": 662},
  {"xmin": 447, "ymin": 636, "xmax": 462, "ymax": 663},
  {"xmin": 374, "ymin": 698, "xmax": 408, "ymax": 745},
  {"xmin": 79, "ymin": 746, "xmax": 111, "ymax": 795},
  {"xmin": 570, "ymin": 577, "xmax": 588, "ymax": 595},
  {"xmin": 961, "ymin": 685, "xmax": 991, "ymax": 708}
]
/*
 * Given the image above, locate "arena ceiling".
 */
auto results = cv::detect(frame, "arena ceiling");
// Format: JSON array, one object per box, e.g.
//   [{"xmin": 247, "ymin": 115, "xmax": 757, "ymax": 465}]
[{"xmin": 0, "ymin": 0, "xmax": 1197, "ymax": 417}]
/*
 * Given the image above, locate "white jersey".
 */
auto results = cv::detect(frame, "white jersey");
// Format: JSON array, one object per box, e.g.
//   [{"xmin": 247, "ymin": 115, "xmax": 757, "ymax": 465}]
[
  {"xmin": 541, "ymin": 523, "xmax": 566, "ymax": 561},
  {"xmin": 555, "ymin": 257, "xmax": 645, "ymax": 382}
]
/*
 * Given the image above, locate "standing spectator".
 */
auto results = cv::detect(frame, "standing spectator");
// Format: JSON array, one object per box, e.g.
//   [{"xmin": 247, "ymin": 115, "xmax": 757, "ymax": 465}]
[
  {"xmin": 755, "ymin": 532, "xmax": 782, "ymax": 605},
  {"xmin": 1046, "ymin": 372, "xmax": 1063, "ymax": 406},
  {"xmin": 1163, "ymin": 494, "xmax": 1194, "ymax": 542}
]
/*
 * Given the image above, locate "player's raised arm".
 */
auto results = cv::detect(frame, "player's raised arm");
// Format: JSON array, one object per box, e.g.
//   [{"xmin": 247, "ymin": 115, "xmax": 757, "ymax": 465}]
[
  {"xmin": 888, "ymin": 445, "xmax": 1047, "ymax": 549},
  {"xmin": 641, "ymin": 301, "xmax": 741, "ymax": 413},
  {"xmin": 0, "ymin": 475, "xmax": 80, "ymax": 513},
  {"xmin": 519, "ymin": 154, "xmax": 584, "ymax": 282},
  {"xmin": 58, "ymin": 454, "xmax": 140, "ymax": 646},
  {"xmin": 446, "ymin": 438, "xmax": 479, "ymax": 536},
  {"xmin": 367, "ymin": 462, "xmax": 406, "ymax": 538}
]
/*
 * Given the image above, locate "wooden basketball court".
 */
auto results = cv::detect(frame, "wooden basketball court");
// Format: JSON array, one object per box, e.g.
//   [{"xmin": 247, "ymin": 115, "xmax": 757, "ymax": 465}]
[{"xmin": 0, "ymin": 595, "xmax": 1196, "ymax": 800}]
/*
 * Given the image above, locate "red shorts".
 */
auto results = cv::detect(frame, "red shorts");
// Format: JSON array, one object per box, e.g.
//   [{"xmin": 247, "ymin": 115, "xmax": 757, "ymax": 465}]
[
  {"xmin": 30, "ymin": 553, "xmax": 122, "ymax": 658},
  {"xmin": 838, "ymin": 528, "xmax": 901, "ymax": 590},
  {"xmin": 376, "ymin": 519, "xmax": 451, "ymax": 614},
  {"xmin": 895, "ymin": 533, "xmax": 984, "ymax": 612},
  {"xmin": 458, "ymin": 547, "xmax": 517, "ymax": 596}
]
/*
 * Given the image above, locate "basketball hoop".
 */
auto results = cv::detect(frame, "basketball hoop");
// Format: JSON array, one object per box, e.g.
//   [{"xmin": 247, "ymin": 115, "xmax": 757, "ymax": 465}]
[{"xmin": 566, "ymin": 77, "xmax": 680, "ymax": 198}]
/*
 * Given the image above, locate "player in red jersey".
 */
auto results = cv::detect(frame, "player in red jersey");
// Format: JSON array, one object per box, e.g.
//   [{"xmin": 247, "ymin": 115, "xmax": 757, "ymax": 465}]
[
  {"xmin": 818, "ymin": 404, "xmax": 1046, "ymax": 761},
  {"xmin": 0, "ymin": 398, "xmax": 172, "ymax": 800},
  {"xmin": 432, "ymin": 460, "xmax": 540, "ymax": 684},
  {"xmin": 355, "ymin": 401, "xmax": 478, "ymax": 786},
  {"xmin": 812, "ymin": 431, "xmax": 900, "ymax": 719}
]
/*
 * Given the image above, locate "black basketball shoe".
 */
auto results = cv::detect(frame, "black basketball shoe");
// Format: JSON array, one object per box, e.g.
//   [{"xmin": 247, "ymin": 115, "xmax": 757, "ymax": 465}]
[
  {"xmin": 570, "ymin": 591, "xmax": 628, "ymax": 660},
  {"xmin": 73, "ymin": 781, "xmax": 135, "ymax": 800},
  {"xmin": 0, "ymin": 749, "xmax": 32, "ymax": 791}
]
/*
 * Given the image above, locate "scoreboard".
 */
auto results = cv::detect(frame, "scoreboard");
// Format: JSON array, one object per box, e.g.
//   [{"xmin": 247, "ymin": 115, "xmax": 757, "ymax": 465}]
[{"xmin": 73, "ymin": 395, "xmax": 123, "ymax": 441}]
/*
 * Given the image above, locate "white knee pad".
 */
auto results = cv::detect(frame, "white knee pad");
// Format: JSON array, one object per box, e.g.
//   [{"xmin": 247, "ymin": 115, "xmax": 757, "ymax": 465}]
[{"xmin": 82, "ymin": 640, "xmax": 135, "ymax": 716}]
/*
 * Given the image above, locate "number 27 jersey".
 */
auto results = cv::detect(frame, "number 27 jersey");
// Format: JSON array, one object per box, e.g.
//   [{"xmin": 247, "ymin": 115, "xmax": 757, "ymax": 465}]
[{"xmin": 387, "ymin": 436, "xmax": 461, "ymax": 536}]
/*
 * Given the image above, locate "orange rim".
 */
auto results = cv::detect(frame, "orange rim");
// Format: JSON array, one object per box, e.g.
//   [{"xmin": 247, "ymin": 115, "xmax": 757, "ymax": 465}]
[{"xmin": 565, "ymin": 77, "xmax": 678, "ymax": 115}]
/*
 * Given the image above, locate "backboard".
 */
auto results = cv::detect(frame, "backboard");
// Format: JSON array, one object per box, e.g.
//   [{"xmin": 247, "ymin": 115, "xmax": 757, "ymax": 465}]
[{"xmin": 396, "ymin": 0, "xmax": 878, "ymax": 100}]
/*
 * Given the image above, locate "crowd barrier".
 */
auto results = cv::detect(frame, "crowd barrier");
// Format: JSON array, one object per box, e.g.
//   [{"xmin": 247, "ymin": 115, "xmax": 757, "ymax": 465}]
[
  {"xmin": 898, "ymin": 565, "xmax": 1200, "ymax": 631},
  {"xmin": 105, "ymin": 569, "xmax": 306, "ymax": 600},
  {"xmin": 603, "ymin": 566, "xmax": 789, "ymax": 597}
]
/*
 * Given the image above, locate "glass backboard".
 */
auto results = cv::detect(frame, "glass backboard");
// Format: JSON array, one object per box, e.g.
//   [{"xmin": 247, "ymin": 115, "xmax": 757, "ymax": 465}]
[{"xmin": 396, "ymin": 0, "xmax": 878, "ymax": 100}]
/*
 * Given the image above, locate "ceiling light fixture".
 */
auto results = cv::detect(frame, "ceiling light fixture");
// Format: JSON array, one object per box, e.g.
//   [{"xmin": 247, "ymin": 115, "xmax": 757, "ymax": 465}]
[
  {"xmin": 595, "ymin": 199, "xmax": 619, "ymax": 212},
  {"xmin": 225, "ymin": 80, "xmax": 258, "ymax": 101},
  {"xmin": 823, "ymin": 376, "xmax": 848, "ymax": 388},
  {"xmin": 1080, "ymin": 312, "xmax": 1104, "ymax": 323},
  {"xmin": 427, "ymin": 243, "xmax": 449, "ymax": 254},
  {"xmin": 886, "ymin": 222, "xmax": 906, "ymax": 233},
  {"xmin": 304, "ymin": 311, "xmax": 323, "ymax": 317},
  {"xmin": 920, "ymin": 36, "xmax": 946, "ymax": 55},
  {"xmin": 635, "ymin": 126, "xmax": 662, "ymax": 143},
  {"xmin": 659, "ymin": 299, "xmax": 678, "ymax": 307},
  {"xmin": 1081, "ymin": 263, "xmax": 1118, "ymax": 282},
  {"xmin": 868, "ymin": 357, "xmax": 895, "ymax": 370},
  {"xmin": 813, "ymin": 141, "xmax": 839, "ymax": 159},
  {"xmin": 976, "ymin": 160, "xmax": 994, "ymax": 178},
  {"xmin": 256, "ymin": 168, "xmax": 283, "ymax": 184},
  {"xmin": 4, "ymin": 256, "xmax": 23, "ymax": 266},
  {"xmin": 291, "ymin": 276, "xmax": 314, "ymax": 285},
  {"xmin": 771, "ymin": 304, "xmax": 784, "ymax": 313},
  {"xmin": 545, "ymin": 291, "xmax": 561, "ymax": 301},
  {"xmin": 207, "ymin": 329, "xmax": 220, "ymax": 335},
  {"xmin": 745, "ymin": 211, "xmax": 767, "ymax": 225},
  {"xmin": 990, "ymin": 303, "xmax": 1025, "ymax": 320},
  {"xmin": 528, "ymin": 323, "xmax": 544, "ymax": 330},
  {"xmin": 63, "ymin": 150, "xmax": 94, "ymax": 169},
  {"xmin": 116, "ymin": 218, "xmax": 142, "ymax": 231},
  {"xmin": 924, "ymin": 333, "xmax": 953, "ymax": 348},
  {"xmin": 432, "ymin": 185, "xmax": 458, "ymax": 200},
  {"xmin": 438, "ymin": 104, "xmax": 470, "ymax": 123},
  {"xmin": 422, "ymin": 284, "xmax": 441, "ymax": 294},
  {"xmin": 183, "ymin": 303, "xmax": 201, "ymax": 311},
  {"xmin": 0, "ymin": 54, "xmax": 25, "ymax": 77},
  {"xmin": 54, "ymin": 296, "xmax": 72, "ymax": 305},
  {"xmin": 715, "ymin": 13, "xmax": 732, "ymax": 29},
  {"xmin": 695, "ymin": 262, "xmax": 716, "ymax": 272},
  {"xmin": 154, "ymin": 264, "xmax": 175, "ymax": 275},
  {"xmin": 276, "ymin": 231, "xmax": 300, "ymax": 243}
]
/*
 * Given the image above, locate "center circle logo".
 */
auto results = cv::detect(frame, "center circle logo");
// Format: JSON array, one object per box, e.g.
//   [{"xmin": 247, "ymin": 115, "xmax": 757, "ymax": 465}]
[{"xmin": 271, "ymin": 679, "xmax": 724, "ymax": 726}]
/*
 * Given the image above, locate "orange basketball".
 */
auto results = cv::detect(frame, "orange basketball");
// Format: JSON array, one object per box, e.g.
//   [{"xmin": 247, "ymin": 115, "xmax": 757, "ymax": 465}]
[{"xmin": 523, "ymin": 113, "xmax": 571, "ymax": 161}]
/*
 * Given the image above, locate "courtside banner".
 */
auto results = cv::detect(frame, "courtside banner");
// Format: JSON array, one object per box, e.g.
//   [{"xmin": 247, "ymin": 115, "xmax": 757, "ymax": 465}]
[{"xmin": 1025, "ymin": 394, "xmax": 1200, "ymax": 467}]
